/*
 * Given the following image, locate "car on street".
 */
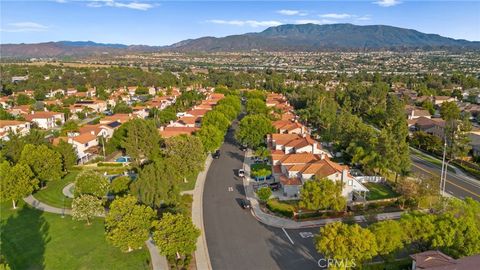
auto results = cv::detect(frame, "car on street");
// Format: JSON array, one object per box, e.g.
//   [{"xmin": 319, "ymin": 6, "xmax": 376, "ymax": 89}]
[
  {"xmin": 213, "ymin": 150, "xmax": 221, "ymax": 159},
  {"xmin": 238, "ymin": 169, "xmax": 245, "ymax": 177},
  {"xmin": 239, "ymin": 198, "xmax": 251, "ymax": 209}
]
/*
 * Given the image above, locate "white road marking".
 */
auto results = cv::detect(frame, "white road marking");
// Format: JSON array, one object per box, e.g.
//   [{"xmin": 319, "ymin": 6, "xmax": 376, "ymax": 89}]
[
  {"xmin": 228, "ymin": 187, "xmax": 233, "ymax": 192},
  {"xmin": 282, "ymin": 228, "xmax": 294, "ymax": 245},
  {"xmin": 299, "ymin": 232, "xmax": 314, "ymax": 238}
]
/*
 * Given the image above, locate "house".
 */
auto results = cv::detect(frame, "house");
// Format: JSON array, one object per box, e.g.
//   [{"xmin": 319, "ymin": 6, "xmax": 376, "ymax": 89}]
[
  {"xmin": 169, "ymin": 116, "xmax": 201, "ymax": 128},
  {"xmin": 11, "ymin": 75, "xmax": 28, "ymax": 83},
  {"xmin": 24, "ymin": 111, "xmax": 65, "ymax": 129},
  {"xmin": 408, "ymin": 117, "xmax": 446, "ymax": 138},
  {"xmin": 268, "ymin": 133, "xmax": 330, "ymax": 156},
  {"xmin": 184, "ymin": 109, "xmax": 210, "ymax": 118},
  {"xmin": 272, "ymin": 120, "xmax": 306, "ymax": 134},
  {"xmin": 74, "ymin": 100, "xmax": 107, "ymax": 112},
  {"xmin": 405, "ymin": 105, "xmax": 431, "ymax": 120},
  {"xmin": 0, "ymin": 120, "xmax": 30, "ymax": 140},
  {"xmin": 0, "ymin": 96, "xmax": 11, "ymax": 109},
  {"xmin": 272, "ymin": 153, "xmax": 367, "ymax": 199},
  {"xmin": 469, "ymin": 130, "xmax": 480, "ymax": 157},
  {"xmin": 410, "ymin": 250, "xmax": 480, "ymax": 270},
  {"xmin": 434, "ymin": 96, "xmax": 456, "ymax": 106},
  {"xmin": 100, "ymin": 114, "xmax": 134, "ymax": 124},
  {"xmin": 55, "ymin": 132, "xmax": 99, "ymax": 163}
]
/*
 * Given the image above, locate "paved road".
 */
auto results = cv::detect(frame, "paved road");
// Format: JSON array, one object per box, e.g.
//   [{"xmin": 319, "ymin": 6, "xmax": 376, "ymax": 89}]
[
  {"xmin": 410, "ymin": 154, "xmax": 480, "ymax": 201},
  {"xmin": 203, "ymin": 121, "xmax": 321, "ymax": 270}
]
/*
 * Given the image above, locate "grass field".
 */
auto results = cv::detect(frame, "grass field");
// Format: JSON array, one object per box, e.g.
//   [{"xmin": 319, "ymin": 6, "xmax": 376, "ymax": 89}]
[
  {"xmin": 365, "ymin": 182, "xmax": 399, "ymax": 201},
  {"xmin": 0, "ymin": 202, "xmax": 151, "ymax": 270},
  {"xmin": 33, "ymin": 172, "xmax": 79, "ymax": 209}
]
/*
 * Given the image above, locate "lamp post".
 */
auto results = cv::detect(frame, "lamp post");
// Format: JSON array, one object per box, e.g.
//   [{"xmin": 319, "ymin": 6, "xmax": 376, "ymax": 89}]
[{"xmin": 61, "ymin": 196, "xmax": 66, "ymax": 218}]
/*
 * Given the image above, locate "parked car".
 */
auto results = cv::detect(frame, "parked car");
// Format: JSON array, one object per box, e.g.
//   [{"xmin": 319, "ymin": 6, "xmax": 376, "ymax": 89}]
[
  {"xmin": 269, "ymin": 182, "xmax": 280, "ymax": 191},
  {"xmin": 238, "ymin": 169, "xmax": 245, "ymax": 177},
  {"xmin": 239, "ymin": 198, "xmax": 251, "ymax": 209},
  {"xmin": 213, "ymin": 150, "xmax": 221, "ymax": 159}
]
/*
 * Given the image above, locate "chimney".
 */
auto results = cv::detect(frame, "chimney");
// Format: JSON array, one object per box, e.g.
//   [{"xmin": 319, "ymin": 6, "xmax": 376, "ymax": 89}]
[
  {"xmin": 341, "ymin": 169, "xmax": 348, "ymax": 183},
  {"xmin": 301, "ymin": 125, "xmax": 305, "ymax": 135},
  {"xmin": 312, "ymin": 142, "xmax": 317, "ymax": 154},
  {"xmin": 91, "ymin": 131, "xmax": 95, "ymax": 135}
]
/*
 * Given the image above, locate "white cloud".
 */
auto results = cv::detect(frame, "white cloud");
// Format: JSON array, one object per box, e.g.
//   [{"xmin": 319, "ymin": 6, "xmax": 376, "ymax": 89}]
[
  {"xmin": 320, "ymin": 13, "xmax": 352, "ymax": 19},
  {"xmin": 356, "ymin": 15, "xmax": 372, "ymax": 21},
  {"xmin": 54, "ymin": 0, "xmax": 67, "ymax": 3},
  {"xmin": 295, "ymin": 19, "xmax": 336, "ymax": 25},
  {"xmin": 373, "ymin": 0, "xmax": 401, "ymax": 7},
  {"xmin": 87, "ymin": 0, "xmax": 153, "ymax": 11},
  {"xmin": 1, "ymin": 22, "xmax": 49, "ymax": 32},
  {"xmin": 207, "ymin": 20, "xmax": 282, "ymax": 28},
  {"xmin": 277, "ymin": 9, "xmax": 307, "ymax": 16}
]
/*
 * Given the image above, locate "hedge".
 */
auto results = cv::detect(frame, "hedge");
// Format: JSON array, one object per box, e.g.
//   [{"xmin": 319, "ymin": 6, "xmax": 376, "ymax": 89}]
[
  {"xmin": 266, "ymin": 199, "xmax": 295, "ymax": 218},
  {"xmin": 97, "ymin": 162, "xmax": 123, "ymax": 167}
]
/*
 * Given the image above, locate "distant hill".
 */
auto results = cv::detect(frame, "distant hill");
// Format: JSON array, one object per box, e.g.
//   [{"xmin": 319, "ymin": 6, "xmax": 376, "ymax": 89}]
[
  {"xmin": 1, "ymin": 24, "xmax": 479, "ymax": 58},
  {"xmin": 167, "ymin": 23, "xmax": 480, "ymax": 52}
]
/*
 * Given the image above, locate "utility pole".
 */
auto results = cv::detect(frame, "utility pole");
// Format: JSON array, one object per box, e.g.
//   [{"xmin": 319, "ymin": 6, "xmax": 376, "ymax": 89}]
[{"xmin": 440, "ymin": 139, "xmax": 447, "ymax": 196}]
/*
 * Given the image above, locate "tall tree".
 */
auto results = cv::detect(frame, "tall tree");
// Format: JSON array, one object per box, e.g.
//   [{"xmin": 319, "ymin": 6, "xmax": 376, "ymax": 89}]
[
  {"xmin": 201, "ymin": 110, "xmax": 230, "ymax": 132},
  {"xmin": 153, "ymin": 213, "xmax": 200, "ymax": 260},
  {"xmin": 299, "ymin": 178, "xmax": 346, "ymax": 212},
  {"xmin": 131, "ymin": 158, "xmax": 181, "ymax": 208},
  {"xmin": 19, "ymin": 144, "xmax": 63, "ymax": 184},
  {"xmin": 105, "ymin": 195, "xmax": 156, "ymax": 252},
  {"xmin": 121, "ymin": 119, "xmax": 162, "ymax": 164},
  {"xmin": 246, "ymin": 98, "xmax": 269, "ymax": 115},
  {"xmin": 0, "ymin": 161, "xmax": 38, "ymax": 209},
  {"xmin": 315, "ymin": 222, "xmax": 378, "ymax": 268},
  {"xmin": 54, "ymin": 139, "xmax": 77, "ymax": 171},
  {"xmin": 71, "ymin": 194, "xmax": 103, "ymax": 225},
  {"xmin": 235, "ymin": 114, "xmax": 275, "ymax": 149},
  {"xmin": 195, "ymin": 124, "xmax": 224, "ymax": 153},
  {"xmin": 164, "ymin": 135, "xmax": 205, "ymax": 180},
  {"xmin": 370, "ymin": 220, "xmax": 405, "ymax": 259}
]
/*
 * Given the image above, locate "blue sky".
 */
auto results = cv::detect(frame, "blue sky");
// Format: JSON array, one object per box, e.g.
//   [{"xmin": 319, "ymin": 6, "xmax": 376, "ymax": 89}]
[{"xmin": 1, "ymin": 1, "xmax": 479, "ymax": 45}]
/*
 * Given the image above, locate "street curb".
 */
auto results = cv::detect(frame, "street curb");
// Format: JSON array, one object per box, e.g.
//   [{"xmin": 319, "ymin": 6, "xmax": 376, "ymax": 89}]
[{"xmin": 193, "ymin": 154, "xmax": 213, "ymax": 270}]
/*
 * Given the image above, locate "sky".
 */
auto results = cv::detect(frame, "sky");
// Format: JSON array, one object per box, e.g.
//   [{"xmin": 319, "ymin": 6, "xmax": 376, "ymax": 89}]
[{"xmin": 1, "ymin": 0, "xmax": 479, "ymax": 45}]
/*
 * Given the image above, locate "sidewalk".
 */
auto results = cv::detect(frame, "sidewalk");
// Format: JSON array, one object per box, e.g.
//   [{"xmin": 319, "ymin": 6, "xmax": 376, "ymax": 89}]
[
  {"xmin": 192, "ymin": 154, "xmax": 213, "ymax": 270},
  {"xmin": 242, "ymin": 150, "xmax": 403, "ymax": 229}
]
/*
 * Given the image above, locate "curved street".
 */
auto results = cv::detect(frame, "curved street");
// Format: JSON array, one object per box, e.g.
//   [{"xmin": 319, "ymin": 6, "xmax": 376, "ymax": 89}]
[{"xmin": 202, "ymin": 120, "xmax": 321, "ymax": 270}]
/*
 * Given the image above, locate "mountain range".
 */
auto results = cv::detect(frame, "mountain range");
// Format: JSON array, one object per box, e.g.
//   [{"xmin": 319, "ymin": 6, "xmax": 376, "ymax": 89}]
[{"xmin": 1, "ymin": 23, "xmax": 479, "ymax": 58}]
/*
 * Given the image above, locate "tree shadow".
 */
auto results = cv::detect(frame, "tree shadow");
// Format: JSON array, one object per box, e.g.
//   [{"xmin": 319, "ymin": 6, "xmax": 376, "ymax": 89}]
[
  {"xmin": 1, "ymin": 205, "xmax": 50, "ymax": 270},
  {"xmin": 227, "ymin": 151, "xmax": 245, "ymax": 163}
]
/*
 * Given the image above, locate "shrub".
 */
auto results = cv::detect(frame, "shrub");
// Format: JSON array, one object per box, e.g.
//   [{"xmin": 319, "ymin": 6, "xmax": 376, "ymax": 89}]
[
  {"xmin": 256, "ymin": 187, "xmax": 272, "ymax": 202},
  {"xmin": 97, "ymin": 162, "xmax": 123, "ymax": 167},
  {"xmin": 266, "ymin": 199, "xmax": 295, "ymax": 218}
]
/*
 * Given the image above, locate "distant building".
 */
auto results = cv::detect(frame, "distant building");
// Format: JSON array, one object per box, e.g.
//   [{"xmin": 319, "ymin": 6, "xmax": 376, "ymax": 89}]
[{"xmin": 11, "ymin": 75, "xmax": 28, "ymax": 83}]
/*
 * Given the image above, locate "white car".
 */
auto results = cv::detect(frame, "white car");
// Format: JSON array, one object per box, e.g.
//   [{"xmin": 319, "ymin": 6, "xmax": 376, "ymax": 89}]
[{"xmin": 238, "ymin": 169, "xmax": 245, "ymax": 177}]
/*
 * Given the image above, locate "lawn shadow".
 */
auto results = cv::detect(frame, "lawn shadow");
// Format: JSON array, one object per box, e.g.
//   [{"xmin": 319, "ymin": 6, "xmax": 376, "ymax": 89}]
[{"xmin": 1, "ymin": 205, "xmax": 50, "ymax": 270}]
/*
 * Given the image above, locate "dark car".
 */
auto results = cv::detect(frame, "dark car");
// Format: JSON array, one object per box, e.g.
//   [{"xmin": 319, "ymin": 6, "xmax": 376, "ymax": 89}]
[
  {"xmin": 269, "ymin": 183, "xmax": 280, "ymax": 191},
  {"xmin": 240, "ymin": 198, "xmax": 251, "ymax": 209},
  {"xmin": 213, "ymin": 150, "xmax": 221, "ymax": 159}
]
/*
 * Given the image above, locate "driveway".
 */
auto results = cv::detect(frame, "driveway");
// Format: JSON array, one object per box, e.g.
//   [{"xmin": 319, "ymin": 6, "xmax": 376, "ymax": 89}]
[{"xmin": 203, "ymin": 121, "xmax": 321, "ymax": 270}]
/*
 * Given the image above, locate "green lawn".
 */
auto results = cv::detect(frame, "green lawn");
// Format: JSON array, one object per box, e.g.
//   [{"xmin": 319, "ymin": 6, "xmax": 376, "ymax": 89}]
[
  {"xmin": 33, "ymin": 171, "xmax": 79, "ymax": 209},
  {"xmin": 178, "ymin": 174, "xmax": 197, "ymax": 192},
  {"xmin": 0, "ymin": 202, "xmax": 151, "ymax": 270},
  {"xmin": 364, "ymin": 258, "xmax": 412, "ymax": 270},
  {"xmin": 365, "ymin": 182, "xmax": 399, "ymax": 201}
]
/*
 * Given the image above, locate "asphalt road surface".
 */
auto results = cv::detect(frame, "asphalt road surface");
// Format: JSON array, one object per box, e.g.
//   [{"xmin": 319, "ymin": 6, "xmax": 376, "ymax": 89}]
[
  {"xmin": 203, "ymin": 121, "xmax": 321, "ymax": 270},
  {"xmin": 410, "ymin": 154, "xmax": 480, "ymax": 201}
]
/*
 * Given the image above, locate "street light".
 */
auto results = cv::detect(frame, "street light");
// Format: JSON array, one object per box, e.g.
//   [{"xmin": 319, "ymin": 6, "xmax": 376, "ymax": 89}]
[{"xmin": 61, "ymin": 196, "xmax": 66, "ymax": 218}]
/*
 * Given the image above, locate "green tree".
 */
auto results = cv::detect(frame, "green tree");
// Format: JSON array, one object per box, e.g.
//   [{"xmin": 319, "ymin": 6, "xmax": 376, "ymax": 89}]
[
  {"xmin": 256, "ymin": 187, "xmax": 272, "ymax": 202},
  {"xmin": 153, "ymin": 213, "xmax": 200, "ymax": 260},
  {"xmin": 110, "ymin": 176, "xmax": 131, "ymax": 196},
  {"xmin": 164, "ymin": 135, "xmax": 205, "ymax": 181},
  {"xmin": 74, "ymin": 170, "xmax": 109, "ymax": 199},
  {"xmin": 54, "ymin": 139, "xmax": 77, "ymax": 171},
  {"xmin": 215, "ymin": 104, "xmax": 237, "ymax": 121},
  {"xmin": 299, "ymin": 178, "xmax": 346, "ymax": 211},
  {"xmin": 315, "ymin": 222, "xmax": 378, "ymax": 269},
  {"xmin": 195, "ymin": 124, "xmax": 224, "ymax": 153},
  {"xmin": 131, "ymin": 158, "xmax": 180, "ymax": 208},
  {"xmin": 105, "ymin": 195, "xmax": 156, "ymax": 252},
  {"xmin": 121, "ymin": 119, "xmax": 162, "ymax": 164},
  {"xmin": 202, "ymin": 110, "xmax": 230, "ymax": 132},
  {"xmin": 370, "ymin": 220, "xmax": 405, "ymax": 259},
  {"xmin": 16, "ymin": 94, "xmax": 33, "ymax": 105},
  {"xmin": 61, "ymin": 120, "xmax": 79, "ymax": 135},
  {"xmin": 113, "ymin": 102, "xmax": 133, "ymax": 114},
  {"xmin": 71, "ymin": 194, "xmax": 103, "ymax": 225},
  {"xmin": 246, "ymin": 98, "xmax": 269, "ymax": 115},
  {"xmin": 19, "ymin": 144, "xmax": 63, "ymax": 184},
  {"xmin": 235, "ymin": 114, "xmax": 275, "ymax": 149},
  {"xmin": 0, "ymin": 161, "xmax": 38, "ymax": 209},
  {"xmin": 440, "ymin": 101, "xmax": 461, "ymax": 121}
]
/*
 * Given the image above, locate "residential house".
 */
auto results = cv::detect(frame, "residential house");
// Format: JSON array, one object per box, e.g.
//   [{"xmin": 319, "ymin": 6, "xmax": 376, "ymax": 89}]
[
  {"xmin": 24, "ymin": 111, "xmax": 65, "ymax": 129},
  {"xmin": 158, "ymin": 126, "xmax": 199, "ymax": 138},
  {"xmin": 405, "ymin": 105, "xmax": 431, "ymax": 120},
  {"xmin": 434, "ymin": 96, "xmax": 456, "ymax": 106},
  {"xmin": 0, "ymin": 120, "xmax": 30, "ymax": 140},
  {"xmin": 272, "ymin": 119, "xmax": 306, "ymax": 134},
  {"xmin": 408, "ymin": 117, "xmax": 446, "ymax": 138},
  {"xmin": 410, "ymin": 250, "xmax": 480, "ymax": 270},
  {"xmin": 268, "ymin": 133, "xmax": 330, "ymax": 156},
  {"xmin": 469, "ymin": 130, "xmax": 480, "ymax": 157}
]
